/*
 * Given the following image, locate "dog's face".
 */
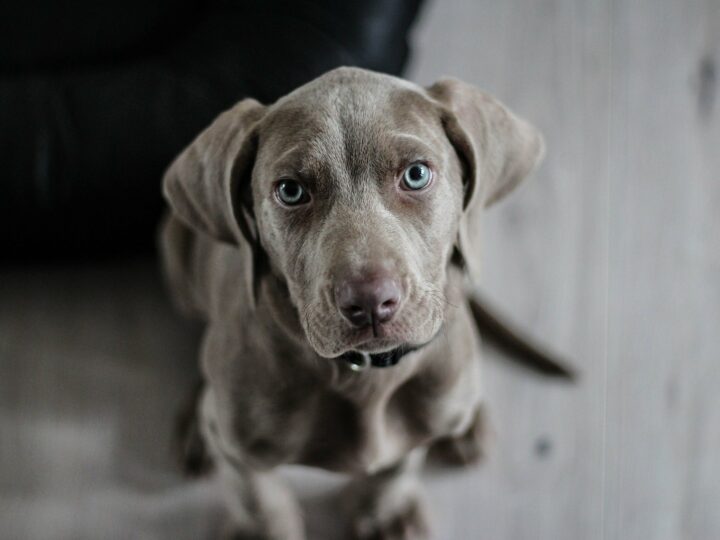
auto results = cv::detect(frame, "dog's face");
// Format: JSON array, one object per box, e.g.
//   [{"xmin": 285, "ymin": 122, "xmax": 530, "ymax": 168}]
[
  {"xmin": 252, "ymin": 77, "xmax": 464, "ymax": 357},
  {"xmin": 163, "ymin": 68, "xmax": 544, "ymax": 359}
]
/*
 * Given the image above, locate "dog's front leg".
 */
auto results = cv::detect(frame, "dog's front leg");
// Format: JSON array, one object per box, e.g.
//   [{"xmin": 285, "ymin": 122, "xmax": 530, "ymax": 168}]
[
  {"xmin": 216, "ymin": 459, "xmax": 305, "ymax": 540},
  {"xmin": 344, "ymin": 448, "xmax": 430, "ymax": 540},
  {"xmin": 199, "ymin": 389, "xmax": 305, "ymax": 540},
  {"xmin": 428, "ymin": 403, "xmax": 487, "ymax": 467}
]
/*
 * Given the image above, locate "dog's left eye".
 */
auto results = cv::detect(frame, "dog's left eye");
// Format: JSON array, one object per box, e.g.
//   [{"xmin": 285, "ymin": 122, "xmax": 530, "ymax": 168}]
[
  {"xmin": 276, "ymin": 180, "xmax": 310, "ymax": 206},
  {"xmin": 401, "ymin": 162, "xmax": 432, "ymax": 190}
]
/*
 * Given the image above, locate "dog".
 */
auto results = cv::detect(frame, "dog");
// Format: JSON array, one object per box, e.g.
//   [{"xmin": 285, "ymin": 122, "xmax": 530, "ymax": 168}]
[{"xmin": 160, "ymin": 67, "xmax": 552, "ymax": 539}]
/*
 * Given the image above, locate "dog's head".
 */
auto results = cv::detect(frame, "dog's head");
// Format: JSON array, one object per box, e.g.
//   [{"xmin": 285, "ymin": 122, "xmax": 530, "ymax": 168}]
[{"xmin": 163, "ymin": 67, "xmax": 544, "ymax": 358}]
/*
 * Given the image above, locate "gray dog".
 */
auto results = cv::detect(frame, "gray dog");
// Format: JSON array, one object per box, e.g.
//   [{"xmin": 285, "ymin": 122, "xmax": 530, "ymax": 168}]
[{"xmin": 160, "ymin": 67, "xmax": 548, "ymax": 539}]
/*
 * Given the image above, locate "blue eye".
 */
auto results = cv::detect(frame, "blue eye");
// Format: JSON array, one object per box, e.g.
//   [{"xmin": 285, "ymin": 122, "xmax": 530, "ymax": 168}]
[
  {"xmin": 276, "ymin": 180, "xmax": 309, "ymax": 206},
  {"xmin": 401, "ymin": 163, "xmax": 432, "ymax": 190}
]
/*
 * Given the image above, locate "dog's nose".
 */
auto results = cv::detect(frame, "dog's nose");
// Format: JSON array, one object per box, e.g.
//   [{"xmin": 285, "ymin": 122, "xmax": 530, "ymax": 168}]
[{"xmin": 335, "ymin": 275, "xmax": 402, "ymax": 328}]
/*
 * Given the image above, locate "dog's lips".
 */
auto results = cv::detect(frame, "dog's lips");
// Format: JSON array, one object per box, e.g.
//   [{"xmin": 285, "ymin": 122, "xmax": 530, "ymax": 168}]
[
  {"xmin": 334, "ymin": 325, "xmax": 443, "ymax": 368},
  {"xmin": 319, "ymin": 310, "xmax": 443, "ymax": 357},
  {"xmin": 353, "ymin": 339, "xmax": 402, "ymax": 354},
  {"xmin": 308, "ymin": 331, "xmax": 403, "ymax": 358},
  {"xmin": 342, "ymin": 323, "xmax": 438, "ymax": 355},
  {"xmin": 345, "ymin": 326, "xmax": 404, "ymax": 354}
]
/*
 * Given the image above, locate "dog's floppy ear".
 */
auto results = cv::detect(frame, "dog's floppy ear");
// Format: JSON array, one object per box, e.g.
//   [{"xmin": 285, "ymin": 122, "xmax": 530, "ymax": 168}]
[
  {"xmin": 162, "ymin": 98, "xmax": 266, "ymax": 246},
  {"xmin": 162, "ymin": 98, "xmax": 266, "ymax": 307},
  {"xmin": 427, "ymin": 78, "xmax": 545, "ymax": 284}
]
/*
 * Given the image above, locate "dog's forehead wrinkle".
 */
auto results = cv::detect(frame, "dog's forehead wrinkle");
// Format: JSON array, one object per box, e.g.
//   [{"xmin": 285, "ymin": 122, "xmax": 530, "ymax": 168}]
[
  {"xmin": 271, "ymin": 78, "xmax": 404, "ymax": 177},
  {"xmin": 337, "ymin": 95, "xmax": 385, "ymax": 177}
]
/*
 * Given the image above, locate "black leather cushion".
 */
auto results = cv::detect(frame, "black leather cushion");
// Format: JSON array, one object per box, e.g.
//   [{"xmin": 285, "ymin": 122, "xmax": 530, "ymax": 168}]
[
  {"xmin": 0, "ymin": 0, "xmax": 198, "ymax": 69},
  {"xmin": 0, "ymin": 0, "xmax": 423, "ymax": 260}
]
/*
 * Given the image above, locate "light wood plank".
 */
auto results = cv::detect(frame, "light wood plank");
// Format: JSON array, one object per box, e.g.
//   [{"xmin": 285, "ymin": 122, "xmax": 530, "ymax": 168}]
[{"xmin": 411, "ymin": 0, "xmax": 720, "ymax": 538}]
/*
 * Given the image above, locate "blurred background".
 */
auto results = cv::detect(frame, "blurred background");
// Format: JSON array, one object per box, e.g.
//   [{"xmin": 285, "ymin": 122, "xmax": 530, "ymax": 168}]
[{"xmin": 1, "ymin": 0, "xmax": 719, "ymax": 538}]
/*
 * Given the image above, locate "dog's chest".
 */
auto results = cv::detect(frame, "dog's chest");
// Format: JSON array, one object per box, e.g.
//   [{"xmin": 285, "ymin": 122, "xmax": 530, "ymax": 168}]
[{"xmin": 235, "ymin": 358, "xmax": 480, "ymax": 474}]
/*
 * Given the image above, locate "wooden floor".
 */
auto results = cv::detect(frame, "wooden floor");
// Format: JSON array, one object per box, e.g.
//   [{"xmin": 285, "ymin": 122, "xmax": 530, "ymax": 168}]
[{"xmin": 2, "ymin": 0, "xmax": 719, "ymax": 538}]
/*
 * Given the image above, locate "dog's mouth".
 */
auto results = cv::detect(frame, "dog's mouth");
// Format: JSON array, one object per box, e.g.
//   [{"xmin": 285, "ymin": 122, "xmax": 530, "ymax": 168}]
[{"xmin": 333, "ymin": 328, "xmax": 441, "ymax": 370}]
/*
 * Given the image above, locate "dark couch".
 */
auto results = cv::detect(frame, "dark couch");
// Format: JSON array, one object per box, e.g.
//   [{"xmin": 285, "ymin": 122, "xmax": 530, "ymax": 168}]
[{"xmin": 1, "ymin": 0, "xmax": 422, "ymax": 260}]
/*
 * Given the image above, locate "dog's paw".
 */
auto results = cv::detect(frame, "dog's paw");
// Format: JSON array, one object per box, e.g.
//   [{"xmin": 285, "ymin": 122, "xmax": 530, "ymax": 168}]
[
  {"xmin": 350, "ymin": 490, "xmax": 430, "ymax": 540},
  {"xmin": 429, "ymin": 405, "xmax": 487, "ymax": 467}
]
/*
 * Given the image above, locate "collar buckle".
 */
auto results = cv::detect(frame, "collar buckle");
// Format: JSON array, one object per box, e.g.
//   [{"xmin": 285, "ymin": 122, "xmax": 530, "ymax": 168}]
[{"xmin": 345, "ymin": 352, "xmax": 370, "ymax": 372}]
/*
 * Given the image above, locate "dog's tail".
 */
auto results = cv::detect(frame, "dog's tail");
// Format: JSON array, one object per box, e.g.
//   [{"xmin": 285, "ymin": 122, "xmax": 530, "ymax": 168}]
[{"xmin": 468, "ymin": 294, "xmax": 576, "ymax": 380}]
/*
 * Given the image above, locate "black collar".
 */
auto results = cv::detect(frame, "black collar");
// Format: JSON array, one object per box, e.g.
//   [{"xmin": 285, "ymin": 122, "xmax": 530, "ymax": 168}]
[{"xmin": 336, "ymin": 342, "xmax": 424, "ymax": 370}]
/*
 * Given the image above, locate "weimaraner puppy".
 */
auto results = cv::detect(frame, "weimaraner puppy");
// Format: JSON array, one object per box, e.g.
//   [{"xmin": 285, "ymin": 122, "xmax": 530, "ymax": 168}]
[{"xmin": 160, "ymin": 67, "xmax": 550, "ymax": 539}]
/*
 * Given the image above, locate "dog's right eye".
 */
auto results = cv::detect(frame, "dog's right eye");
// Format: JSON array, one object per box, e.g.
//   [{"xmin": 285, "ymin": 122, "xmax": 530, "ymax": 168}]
[{"xmin": 275, "ymin": 180, "xmax": 310, "ymax": 206}]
